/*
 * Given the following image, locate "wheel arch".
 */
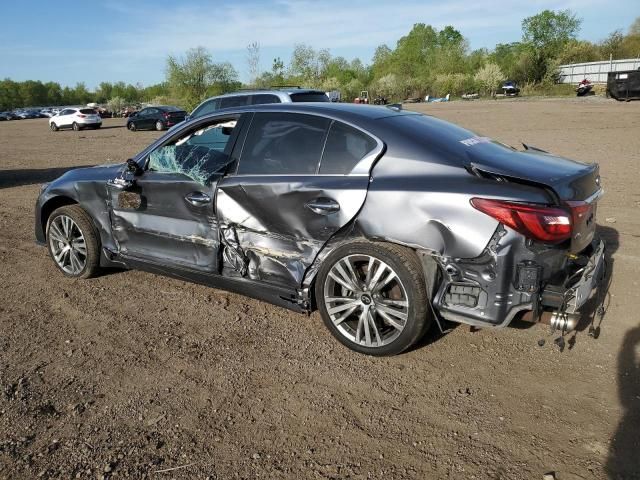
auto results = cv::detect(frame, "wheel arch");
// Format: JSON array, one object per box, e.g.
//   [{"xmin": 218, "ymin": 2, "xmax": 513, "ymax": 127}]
[
  {"xmin": 302, "ymin": 222, "xmax": 441, "ymax": 312},
  {"xmin": 40, "ymin": 195, "xmax": 78, "ymax": 233},
  {"xmin": 40, "ymin": 196, "xmax": 104, "ymax": 252}
]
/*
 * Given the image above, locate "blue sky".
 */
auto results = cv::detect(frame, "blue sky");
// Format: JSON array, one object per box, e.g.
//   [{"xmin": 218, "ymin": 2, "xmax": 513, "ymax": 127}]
[{"xmin": 1, "ymin": 0, "xmax": 638, "ymax": 89}]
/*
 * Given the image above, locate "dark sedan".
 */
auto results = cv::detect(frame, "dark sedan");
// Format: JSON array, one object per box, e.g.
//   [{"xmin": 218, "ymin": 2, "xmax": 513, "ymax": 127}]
[
  {"xmin": 126, "ymin": 105, "xmax": 186, "ymax": 131},
  {"xmin": 35, "ymin": 103, "xmax": 606, "ymax": 356}
]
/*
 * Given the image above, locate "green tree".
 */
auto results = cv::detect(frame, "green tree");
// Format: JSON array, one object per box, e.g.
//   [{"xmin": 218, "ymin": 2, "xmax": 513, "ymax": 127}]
[
  {"xmin": 556, "ymin": 40, "xmax": 599, "ymax": 64},
  {"xmin": 599, "ymin": 30, "xmax": 625, "ymax": 58},
  {"xmin": 166, "ymin": 46, "xmax": 239, "ymax": 110},
  {"xmin": 521, "ymin": 9, "xmax": 581, "ymax": 82},
  {"xmin": 19, "ymin": 80, "xmax": 48, "ymax": 106},
  {"xmin": 0, "ymin": 79, "xmax": 23, "ymax": 109}
]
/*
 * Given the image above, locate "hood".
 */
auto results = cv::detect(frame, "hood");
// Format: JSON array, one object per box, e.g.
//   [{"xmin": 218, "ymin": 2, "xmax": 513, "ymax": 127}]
[{"xmin": 48, "ymin": 162, "xmax": 125, "ymax": 188}]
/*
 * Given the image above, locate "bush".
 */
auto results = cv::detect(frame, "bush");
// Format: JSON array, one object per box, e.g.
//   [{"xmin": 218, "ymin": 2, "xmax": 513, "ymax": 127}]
[
  {"xmin": 474, "ymin": 63, "xmax": 504, "ymax": 96},
  {"xmin": 432, "ymin": 73, "xmax": 477, "ymax": 97}
]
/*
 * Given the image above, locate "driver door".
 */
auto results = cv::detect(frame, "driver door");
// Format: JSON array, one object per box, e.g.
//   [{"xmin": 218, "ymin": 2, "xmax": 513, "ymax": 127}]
[{"xmin": 107, "ymin": 114, "xmax": 244, "ymax": 272}]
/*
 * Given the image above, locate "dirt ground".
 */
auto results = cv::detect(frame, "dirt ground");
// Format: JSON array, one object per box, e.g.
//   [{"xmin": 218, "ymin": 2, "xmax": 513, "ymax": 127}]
[{"xmin": 0, "ymin": 98, "xmax": 638, "ymax": 479}]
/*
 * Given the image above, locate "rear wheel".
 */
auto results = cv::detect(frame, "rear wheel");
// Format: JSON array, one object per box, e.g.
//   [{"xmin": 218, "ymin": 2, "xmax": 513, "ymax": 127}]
[
  {"xmin": 46, "ymin": 205, "xmax": 101, "ymax": 279},
  {"xmin": 155, "ymin": 120, "xmax": 165, "ymax": 131},
  {"xmin": 315, "ymin": 242, "xmax": 431, "ymax": 356},
  {"xmin": 72, "ymin": 122, "xmax": 81, "ymax": 131}
]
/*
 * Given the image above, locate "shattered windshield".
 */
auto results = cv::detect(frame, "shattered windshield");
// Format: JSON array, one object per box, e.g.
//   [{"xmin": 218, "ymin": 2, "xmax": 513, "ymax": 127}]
[{"xmin": 148, "ymin": 120, "xmax": 237, "ymax": 185}]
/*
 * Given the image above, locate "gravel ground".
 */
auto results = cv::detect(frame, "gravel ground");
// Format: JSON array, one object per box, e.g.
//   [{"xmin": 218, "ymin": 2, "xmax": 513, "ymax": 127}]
[{"xmin": 0, "ymin": 98, "xmax": 638, "ymax": 479}]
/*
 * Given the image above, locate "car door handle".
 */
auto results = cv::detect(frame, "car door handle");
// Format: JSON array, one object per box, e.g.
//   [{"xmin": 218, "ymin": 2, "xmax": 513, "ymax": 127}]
[
  {"xmin": 305, "ymin": 197, "xmax": 340, "ymax": 215},
  {"xmin": 185, "ymin": 191, "xmax": 212, "ymax": 206}
]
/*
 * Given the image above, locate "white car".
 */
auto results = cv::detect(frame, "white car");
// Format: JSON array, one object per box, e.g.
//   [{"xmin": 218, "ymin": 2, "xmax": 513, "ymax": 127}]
[{"xmin": 49, "ymin": 108, "xmax": 102, "ymax": 131}]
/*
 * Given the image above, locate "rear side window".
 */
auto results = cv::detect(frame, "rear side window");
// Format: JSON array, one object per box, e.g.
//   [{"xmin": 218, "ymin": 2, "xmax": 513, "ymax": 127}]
[
  {"xmin": 219, "ymin": 96, "xmax": 249, "ymax": 109},
  {"xmin": 192, "ymin": 99, "xmax": 219, "ymax": 118},
  {"xmin": 320, "ymin": 122, "xmax": 378, "ymax": 174},
  {"xmin": 238, "ymin": 112, "xmax": 330, "ymax": 175},
  {"xmin": 290, "ymin": 92, "xmax": 330, "ymax": 103},
  {"xmin": 250, "ymin": 94, "xmax": 280, "ymax": 105}
]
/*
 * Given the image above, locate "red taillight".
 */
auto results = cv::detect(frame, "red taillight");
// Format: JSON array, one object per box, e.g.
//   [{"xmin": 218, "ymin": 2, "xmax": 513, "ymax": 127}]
[
  {"xmin": 163, "ymin": 112, "xmax": 169, "ymax": 118},
  {"xmin": 471, "ymin": 198, "xmax": 572, "ymax": 243}
]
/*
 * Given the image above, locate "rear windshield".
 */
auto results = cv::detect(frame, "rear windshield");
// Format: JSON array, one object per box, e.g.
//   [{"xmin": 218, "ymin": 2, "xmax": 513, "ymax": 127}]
[
  {"xmin": 162, "ymin": 106, "xmax": 184, "ymax": 112},
  {"xmin": 79, "ymin": 109, "xmax": 97, "ymax": 114},
  {"xmin": 290, "ymin": 92, "xmax": 330, "ymax": 103}
]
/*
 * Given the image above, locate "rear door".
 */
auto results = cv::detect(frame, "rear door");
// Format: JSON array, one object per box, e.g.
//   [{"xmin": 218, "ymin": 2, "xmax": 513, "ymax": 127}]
[{"xmin": 215, "ymin": 112, "xmax": 382, "ymax": 288}]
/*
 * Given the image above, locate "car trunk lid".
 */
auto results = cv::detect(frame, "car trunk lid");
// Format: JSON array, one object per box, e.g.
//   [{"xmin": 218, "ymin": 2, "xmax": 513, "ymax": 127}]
[{"xmin": 465, "ymin": 147, "xmax": 601, "ymax": 253}]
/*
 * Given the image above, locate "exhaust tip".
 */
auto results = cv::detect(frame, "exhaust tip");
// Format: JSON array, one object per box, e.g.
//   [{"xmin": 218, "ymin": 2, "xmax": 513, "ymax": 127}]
[
  {"xmin": 547, "ymin": 311, "xmax": 579, "ymax": 333},
  {"xmin": 520, "ymin": 310, "xmax": 580, "ymax": 333}
]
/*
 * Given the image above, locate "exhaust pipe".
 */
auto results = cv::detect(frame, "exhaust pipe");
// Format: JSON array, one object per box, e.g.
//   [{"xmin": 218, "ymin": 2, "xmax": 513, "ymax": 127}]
[{"xmin": 521, "ymin": 310, "xmax": 579, "ymax": 333}]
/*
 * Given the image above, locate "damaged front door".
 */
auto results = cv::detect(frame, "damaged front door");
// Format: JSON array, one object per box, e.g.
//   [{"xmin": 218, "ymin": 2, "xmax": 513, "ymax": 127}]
[
  {"xmin": 216, "ymin": 112, "xmax": 382, "ymax": 287},
  {"xmin": 107, "ymin": 116, "xmax": 242, "ymax": 272}
]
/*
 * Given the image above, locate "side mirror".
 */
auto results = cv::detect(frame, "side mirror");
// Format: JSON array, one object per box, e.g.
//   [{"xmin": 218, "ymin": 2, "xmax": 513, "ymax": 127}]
[{"xmin": 126, "ymin": 158, "xmax": 143, "ymax": 175}]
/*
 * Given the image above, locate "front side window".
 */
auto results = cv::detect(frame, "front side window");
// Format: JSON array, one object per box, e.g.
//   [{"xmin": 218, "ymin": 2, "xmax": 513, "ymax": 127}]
[
  {"xmin": 148, "ymin": 118, "xmax": 238, "ymax": 185},
  {"xmin": 319, "ymin": 122, "xmax": 377, "ymax": 174},
  {"xmin": 237, "ymin": 112, "xmax": 331, "ymax": 175}
]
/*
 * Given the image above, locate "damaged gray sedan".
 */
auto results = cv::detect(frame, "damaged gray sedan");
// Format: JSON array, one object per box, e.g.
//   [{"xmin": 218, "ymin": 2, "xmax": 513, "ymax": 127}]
[{"xmin": 35, "ymin": 103, "xmax": 606, "ymax": 355}]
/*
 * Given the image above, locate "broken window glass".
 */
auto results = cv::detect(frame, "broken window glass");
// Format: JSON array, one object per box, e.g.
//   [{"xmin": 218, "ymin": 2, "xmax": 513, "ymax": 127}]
[{"xmin": 148, "ymin": 120, "xmax": 237, "ymax": 185}]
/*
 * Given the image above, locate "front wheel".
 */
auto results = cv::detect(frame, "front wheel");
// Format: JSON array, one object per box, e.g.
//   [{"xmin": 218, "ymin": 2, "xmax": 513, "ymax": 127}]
[
  {"xmin": 315, "ymin": 242, "xmax": 431, "ymax": 356},
  {"xmin": 127, "ymin": 122, "xmax": 136, "ymax": 131},
  {"xmin": 46, "ymin": 205, "xmax": 101, "ymax": 279},
  {"xmin": 50, "ymin": 122, "xmax": 59, "ymax": 131}
]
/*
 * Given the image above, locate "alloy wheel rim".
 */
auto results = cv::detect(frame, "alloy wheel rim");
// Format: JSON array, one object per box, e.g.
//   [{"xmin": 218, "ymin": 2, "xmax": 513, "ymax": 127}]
[
  {"xmin": 48, "ymin": 215, "xmax": 87, "ymax": 275},
  {"xmin": 323, "ymin": 254, "xmax": 409, "ymax": 348}
]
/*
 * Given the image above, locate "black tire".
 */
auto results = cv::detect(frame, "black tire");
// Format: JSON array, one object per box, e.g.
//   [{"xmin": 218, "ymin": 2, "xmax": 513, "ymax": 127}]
[
  {"xmin": 155, "ymin": 120, "xmax": 165, "ymax": 131},
  {"xmin": 50, "ymin": 122, "xmax": 59, "ymax": 131},
  {"xmin": 72, "ymin": 122, "xmax": 81, "ymax": 131},
  {"xmin": 315, "ymin": 241, "xmax": 431, "ymax": 356},
  {"xmin": 46, "ymin": 205, "xmax": 101, "ymax": 279},
  {"xmin": 128, "ymin": 122, "xmax": 136, "ymax": 131}
]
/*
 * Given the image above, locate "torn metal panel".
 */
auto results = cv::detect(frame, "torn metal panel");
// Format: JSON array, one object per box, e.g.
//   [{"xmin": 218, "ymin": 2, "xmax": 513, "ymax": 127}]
[
  {"xmin": 432, "ymin": 226, "xmax": 568, "ymax": 327},
  {"xmin": 216, "ymin": 174, "xmax": 369, "ymax": 288}
]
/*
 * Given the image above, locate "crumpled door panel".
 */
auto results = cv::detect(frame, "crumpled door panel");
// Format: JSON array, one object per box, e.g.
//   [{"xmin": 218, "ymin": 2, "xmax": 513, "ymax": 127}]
[{"xmin": 216, "ymin": 175, "xmax": 369, "ymax": 287}]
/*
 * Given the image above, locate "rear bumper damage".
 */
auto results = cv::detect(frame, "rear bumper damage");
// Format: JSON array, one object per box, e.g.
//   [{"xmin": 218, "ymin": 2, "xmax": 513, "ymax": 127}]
[{"xmin": 432, "ymin": 224, "xmax": 605, "ymax": 331}]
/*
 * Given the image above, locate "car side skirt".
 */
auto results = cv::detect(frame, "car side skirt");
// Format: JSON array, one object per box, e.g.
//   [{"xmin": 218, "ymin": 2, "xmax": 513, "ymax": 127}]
[{"xmin": 119, "ymin": 254, "xmax": 306, "ymax": 313}]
